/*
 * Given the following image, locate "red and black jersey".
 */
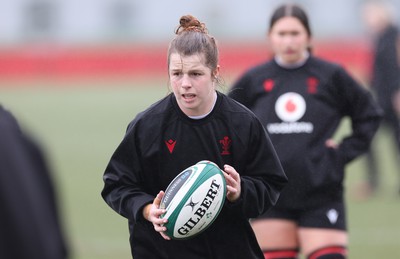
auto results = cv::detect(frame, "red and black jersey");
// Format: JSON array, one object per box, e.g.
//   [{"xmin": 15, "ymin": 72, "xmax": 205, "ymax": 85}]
[
  {"xmin": 229, "ymin": 56, "xmax": 382, "ymax": 209},
  {"xmin": 101, "ymin": 91, "xmax": 287, "ymax": 259}
]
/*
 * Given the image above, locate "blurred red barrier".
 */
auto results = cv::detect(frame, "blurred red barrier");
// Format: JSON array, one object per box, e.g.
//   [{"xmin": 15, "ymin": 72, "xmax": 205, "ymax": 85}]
[{"xmin": 0, "ymin": 39, "xmax": 372, "ymax": 84}]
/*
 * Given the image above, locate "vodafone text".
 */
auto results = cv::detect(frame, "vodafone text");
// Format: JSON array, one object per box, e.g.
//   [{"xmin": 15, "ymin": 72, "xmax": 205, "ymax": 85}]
[{"xmin": 267, "ymin": 122, "xmax": 313, "ymax": 134}]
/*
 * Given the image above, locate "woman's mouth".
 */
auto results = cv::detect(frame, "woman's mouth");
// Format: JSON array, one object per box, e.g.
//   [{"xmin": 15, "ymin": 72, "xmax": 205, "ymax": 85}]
[{"xmin": 182, "ymin": 93, "xmax": 196, "ymax": 100}]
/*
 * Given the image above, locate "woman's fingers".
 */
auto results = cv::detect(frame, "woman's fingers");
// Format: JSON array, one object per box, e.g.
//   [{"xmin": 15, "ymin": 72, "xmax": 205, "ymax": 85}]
[{"xmin": 223, "ymin": 164, "xmax": 241, "ymax": 202}]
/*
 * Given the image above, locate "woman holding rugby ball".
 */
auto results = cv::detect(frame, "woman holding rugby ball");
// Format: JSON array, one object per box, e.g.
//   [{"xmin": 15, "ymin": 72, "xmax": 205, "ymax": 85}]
[
  {"xmin": 228, "ymin": 4, "xmax": 382, "ymax": 259},
  {"xmin": 101, "ymin": 14, "xmax": 287, "ymax": 259}
]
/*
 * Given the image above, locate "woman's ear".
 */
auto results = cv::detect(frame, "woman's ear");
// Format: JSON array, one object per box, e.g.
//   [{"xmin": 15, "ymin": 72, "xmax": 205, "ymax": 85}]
[{"xmin": 213, "ymin": 65, "xmax": 220, "ymax": 79}]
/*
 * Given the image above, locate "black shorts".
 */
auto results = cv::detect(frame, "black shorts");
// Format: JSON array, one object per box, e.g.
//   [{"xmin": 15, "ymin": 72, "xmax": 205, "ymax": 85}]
[{"xmin": 256, "ymin": 201, "xmax": 347, "ymax": 231}]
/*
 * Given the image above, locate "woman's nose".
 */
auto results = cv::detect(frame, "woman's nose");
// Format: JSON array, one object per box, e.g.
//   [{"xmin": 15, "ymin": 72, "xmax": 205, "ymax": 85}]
[{"xmin": 181, "ymin": 74, "xmax": 191, "ymax": 88}]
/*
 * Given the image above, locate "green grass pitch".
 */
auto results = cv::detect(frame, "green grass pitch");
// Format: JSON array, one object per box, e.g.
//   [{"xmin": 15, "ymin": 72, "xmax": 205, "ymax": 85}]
[{"xmin": 1, "ymin": 79, "xmax": 399, "ymax": 258}]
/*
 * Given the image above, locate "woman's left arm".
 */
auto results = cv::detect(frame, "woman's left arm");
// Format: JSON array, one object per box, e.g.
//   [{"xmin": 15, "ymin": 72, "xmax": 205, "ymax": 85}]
[{"xmin": 333, "ymin": 67, "xmax": 383, "ymax": 163}]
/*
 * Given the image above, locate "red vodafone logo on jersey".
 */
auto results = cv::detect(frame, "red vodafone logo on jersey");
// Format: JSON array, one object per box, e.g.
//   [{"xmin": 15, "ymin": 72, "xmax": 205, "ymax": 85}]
[{"xmin": 275, "ymin": 92, "xmax": 306, "ymax": 122}]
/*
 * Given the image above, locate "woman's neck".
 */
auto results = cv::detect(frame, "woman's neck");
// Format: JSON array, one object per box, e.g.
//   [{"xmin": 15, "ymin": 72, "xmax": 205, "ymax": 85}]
[{"xmin": 275, "ymin": 51, "xmax": 309, "ymax": 69}]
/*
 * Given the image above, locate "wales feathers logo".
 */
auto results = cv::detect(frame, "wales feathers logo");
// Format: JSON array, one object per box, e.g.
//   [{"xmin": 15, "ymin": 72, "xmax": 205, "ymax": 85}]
[{"xmin": 219, "ymin": 136, "xmax": 231, "ymax": 155}]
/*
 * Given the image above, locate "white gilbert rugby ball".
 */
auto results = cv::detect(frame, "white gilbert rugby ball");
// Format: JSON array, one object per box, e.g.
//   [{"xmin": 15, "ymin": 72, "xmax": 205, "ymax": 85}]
[{"xmin": 159, "ymin": 160, "xmax": 226, "ymax": 240}]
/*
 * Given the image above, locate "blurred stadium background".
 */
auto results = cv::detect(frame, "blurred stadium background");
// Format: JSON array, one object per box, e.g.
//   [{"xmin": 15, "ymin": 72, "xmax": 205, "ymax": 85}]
[{"xmin": 1, "ymin": 0, "xmax": 400, "ymax": 258}]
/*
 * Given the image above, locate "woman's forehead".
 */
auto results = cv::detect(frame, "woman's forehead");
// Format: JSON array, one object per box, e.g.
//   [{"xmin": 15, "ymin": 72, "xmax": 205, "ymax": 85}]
[
  {"xmin": 271, "ymin": 16, "xmax": 306, "ymax": 31},
  {"xmin": 169, "ymin": 53, "xmax": 207, "ymax": 70}
]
